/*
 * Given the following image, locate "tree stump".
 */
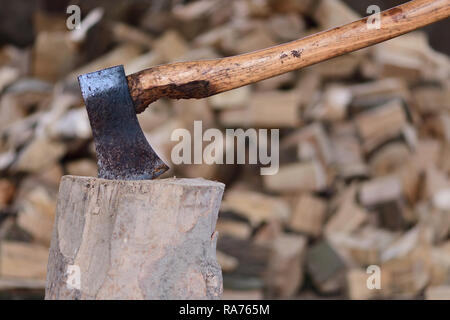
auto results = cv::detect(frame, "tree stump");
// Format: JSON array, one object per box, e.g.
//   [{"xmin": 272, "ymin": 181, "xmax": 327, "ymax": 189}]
[{"xmin": 45, "ymin": 176, "xmax": 225, "ymax": 300}]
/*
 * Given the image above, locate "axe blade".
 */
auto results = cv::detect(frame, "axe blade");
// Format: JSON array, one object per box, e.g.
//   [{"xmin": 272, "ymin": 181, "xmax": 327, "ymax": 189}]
[{"xmin": 78, "ymin": 65, "xmax": 169, "ymax": 180}]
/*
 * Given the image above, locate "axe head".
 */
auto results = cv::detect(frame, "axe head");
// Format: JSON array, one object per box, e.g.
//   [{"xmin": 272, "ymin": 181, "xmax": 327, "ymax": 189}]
[{"xmin": 78, "ymin": 65, "xmax": 169, "ymax": 180}]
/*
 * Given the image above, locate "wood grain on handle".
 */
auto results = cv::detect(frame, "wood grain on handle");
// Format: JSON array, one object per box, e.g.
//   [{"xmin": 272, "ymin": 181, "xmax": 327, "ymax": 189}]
[{"xmin": 127, "ymin": 0, "xmax": 450, "ymax": 113}]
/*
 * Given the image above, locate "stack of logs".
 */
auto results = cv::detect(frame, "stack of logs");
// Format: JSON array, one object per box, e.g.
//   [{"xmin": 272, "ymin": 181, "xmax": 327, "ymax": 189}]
[{"xmin": 0, "ymin": 0, "xmax": 449, "ymax": 299}]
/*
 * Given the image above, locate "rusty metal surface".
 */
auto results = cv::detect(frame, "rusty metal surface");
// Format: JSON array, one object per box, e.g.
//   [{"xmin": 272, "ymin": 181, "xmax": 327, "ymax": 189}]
[{"xmin": 78, "ymin": 65, "xmax": 169, "ymax": 180}]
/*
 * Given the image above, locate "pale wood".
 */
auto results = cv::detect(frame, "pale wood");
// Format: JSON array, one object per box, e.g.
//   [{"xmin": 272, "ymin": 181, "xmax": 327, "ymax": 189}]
[
  {"xmin": 219, "ymin": 91, "xmax": 300, "ymax": 128},
  {"xmin": 45, "ymin": 176, "xmax": 225, "ymax": 300},
  {"xmin": 354, "ymin": 99, "xmax": 408, "ymax": 153},
  {"xmin": 325, "ymin": 184, "xmax": 368, "ymax": 235},
  {"xmin": 290, "ymin": 194, "xmax": 327, "ymax": 237},
  {"xmin": 263, "ymin": 161, "xmax": 328, "ymax": 193},
  {"xmin": 127, "ymin": 0, "xmax": 450, "ymax": 113},
  {"xmin": 221, "ymin": 190, "xmax": 290, "ymax": 227},
  {"xmin": 265, "ymin": 233, "xmax": 307, "ymax": 298},
  {"xmin": 425, "ymin": 286, "xmax": 450, "ymax": 300},
  {"xmin": 0, "ymin": 241, "xmax": 49, "ymax": 280}
]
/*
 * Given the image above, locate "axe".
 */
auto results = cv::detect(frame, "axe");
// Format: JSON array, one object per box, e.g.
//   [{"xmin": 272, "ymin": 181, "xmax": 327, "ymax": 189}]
[{"xmin": 78, "ymin": 0, "xmax": 449, "ymax": 180}]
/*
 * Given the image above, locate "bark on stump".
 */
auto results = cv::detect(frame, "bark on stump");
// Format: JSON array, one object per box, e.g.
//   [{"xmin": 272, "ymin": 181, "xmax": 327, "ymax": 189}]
[{"xmin": 45, "ymin": 176, "xmax": 225, "ymax": 300}]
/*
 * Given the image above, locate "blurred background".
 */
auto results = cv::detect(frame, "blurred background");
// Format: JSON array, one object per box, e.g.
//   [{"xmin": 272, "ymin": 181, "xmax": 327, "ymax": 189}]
[{"xmin": 0, "ymin": 0, "xmax": 449, "ymax": 300}]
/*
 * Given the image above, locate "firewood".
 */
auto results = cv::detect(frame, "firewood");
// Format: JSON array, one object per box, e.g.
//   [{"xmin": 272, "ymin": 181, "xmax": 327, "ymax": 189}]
[
  {"xmin": 124, "ymin": 51, "xmax": 163, "ymax": 75},
  {"xmin": 145, "ymin": 118, "xmax": 186, "ymax": 167},
  {"xmin": 47, "ymin": 108, "xmax": 91, "ymax": 140},
  {"xmin": 380, "ymin": 248, "xmax": 430, "ymax": 298},
  {"xmin": 208, "ymin": 86, "xmax": 251, "ymax": 110},
  {"xmin": 349, "ymin": 78, "xmax": 409, "ymax": 113},
  {"xmin": 266, "ymin": 13, "xmax": 305, "ymax": 42},
  {"xmin": 289, "ymin": 194, "xmax": 327, "ymax": 237},
  {"xmin": 330, "ymin": 124, "xmax": 368, "ymax": 179},
  {"xmin": 233, "ymin": 26, "xmax": 276, "ymax": 55},
  {"xmin": 327, "ymin": 227, "xmax": 397, "ymax": 266},
  {"xmin": 424, "ymin": 112, "xmax": 450, "ymax": 143},
  {"xmin": 416, "ymin": 202, "xmax": 450, "ymax": 243},
  {"xmin": 222, "ymin": 289, "xmax": 263, "ymax": 300},
  {"xmin": 281, "ymin": 123, "xmax": 333, "ymax": 167},
  {"xmin": 11, "ymin": 136, "xmax": 66, "ymax": 174},
  {"xmin": 412, "ymin": 139, "xmax": 441, "ymax": 171},
  {"xmin": 32, "ymin": 31, "xmax": 76, "ymax": 82},
  {"xmin": 346, "ymin": 269, "xmax": 380, "ymax": 300},
  {"xmin": 432, "ymin": 189, "xmax": 450, "ymax": 211},
  {"xmin": 0, "ymin": 179, "xmax": 15, "ymax": 211},
  {"xmin": 306, "ymin": 240, "xmax": 347, "ymax": 293},
  {"xmin": 265, "ymin": 233, "xmax": 307, "ymax": 298},
  {"xmin": 33, "ymin": 11, "xmax": 67, "ymax": 33},
  {"xmin": 0, "ymin": 45, "xmax": 30, "ymax": 76},
  {"xmin": 359, "ymin": 175, "xmax": 406, "ymax": 230},
  {"xmin": 218, "ymin": 235, "xmax": 271, "ymax": 288},
  {"xmin": 216, "ymin": 219, "xmax": 252, "ymax": 240},
  {"xmin": 313, "ymin": 54, "xmax": 362, "ymax": 79},
  {"xmin": 111, "ymin": 22, "xmax": 154, "ymax": 48},
  {"xmin": 66, "ymin": 44, "xmax": 142, "ymax": 87},
  {"xmin": 16, "ymin": 182, "xmax": 56, "ymax": 246},
  {"xmin": 427, "ymin": 243, "xmax": 450, "ymax": 286},
  {"xmin": 253, "ymin": 220, "xmax": 283, "ymax": 245},
  {"xmin": 422, "ymin": 165, "xmax": 450, "ymax": 201},
  {"xmin": 177, "ymin": 47, "xmax": 221, "ymax": 62},
  {"xmin": 255, "ymin": 72, "xmax": 295, "ymax": 91},
  {"xmin": 306, "ymin": 85, "xmax": 352, "ymax": 122},
  {"xmin": 0, "ymin": 277, "xmax": 46, "ymax": 291},
  {"xmin": 46, "ymin": 176, "xmax": 224, "ymax": 300},
  {"xmin": 355, "ymin": 99, "xmax": 409, "ymax": 154},
  {"xmin": 137, "ymin": 99, "xmax": 172, "ymax": 133},
  {"xmin": 0, "ymin": 241, "xmax": 49, "ymax": 280},
  {"xmin": 68, "ymin": 8, "xmax": 105, "ymax": 48},
  {"xmin": 369, "ymin": 142, "xmax": 411, "ymax": 176},
  {"xmin": 373, "ymin": 32, "xmax": 450, "ymax": 83},
  {"xmin": 0, "ymin": 82, "xmax": 51, "ymax": 130},
  {"xmin": 269, "ymin": 0, "xmax": 314, "ymax": 15},
  {"xmin": 221, "ymin": 190, "xmax": 290, "ymax": 227},
  {"xmin": 153, "ymin": 30, "xmax": 190, "ymax": 62},
  {"xmin": 325, "ymin": 184, "xmax": 368, "ymax": 235},
  {"xmin": 37, "ymin": 165, "xmax": 64, "ymax": 188},
  {"xmin": 413, "ymin": 85, "xmax": 450, "ymax": 115},
  {"xmin": 264, "ymin": 161, "xmax": 328, "ymax": 193},
  {"xmin": 425, "ymin": 286, "xmax": 450, "ymax": 300},
  {"xmin": 194, "ymin": 25, "xmax": 237, "ymax": 54},
  {"xmin": 65, "ymin": 159, "xmax": 98, "ymax": 177},
  {"xmin": 217, "ymin": 251, "xmax": 239, "ymax": 273},
  {"xmin": 380, "ymin": 227, "xmax": 423, "ymax": 262},
  {"xmin": 219, "ymin": 90, "xmax": 300, "ymax": 128},
  {"xmin": 313, "ymin": 0, "xmax": 360, "ymax": 30},
  {"xmin": 0, "ymin": 66, "xmax": 19, "ymax": 92},
  {"xmin": 294, "ymin": 70, "xmax": 321, "ymax": 108}
]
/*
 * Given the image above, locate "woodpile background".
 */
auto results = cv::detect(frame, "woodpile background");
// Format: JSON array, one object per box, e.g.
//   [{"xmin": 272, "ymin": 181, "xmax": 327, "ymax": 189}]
[{"xmin": 0, "ymin": 0, "xmax": 449, "ymax": 300}]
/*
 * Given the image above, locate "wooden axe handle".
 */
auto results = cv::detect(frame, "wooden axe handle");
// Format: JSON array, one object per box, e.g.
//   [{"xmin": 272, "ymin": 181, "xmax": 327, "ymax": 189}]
[{"xmin": 127, "ymin": 0, "xmax": 450, "ymax": 113}]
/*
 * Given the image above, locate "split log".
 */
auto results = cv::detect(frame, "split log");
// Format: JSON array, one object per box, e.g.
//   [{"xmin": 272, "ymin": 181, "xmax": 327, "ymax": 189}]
[
  {"xmin": 289, "ymin": 194, "xmax": 327, "ymax": 237},
  {"xmin": 265, "ymin": 233, "xmax": 307, "ymax": 298},
  {"xmin": 0, "ymin": 241, "xmax": 49, "ymax": 280},
  {"xmin": 219, "ymin": 91, "xmax": 300, "ymax": 128},
  {"xmin": 325, "ymin": 184, "xmax": 368, "ymax": 235},
  {"xmin": 221, "ymin": 190, "xmax": 290, "ymax": 227},
  {"xmin": 306, "ymin": 240, "xmax": 347, "ymax": 293},
  {"xmin": 313, "ymin": 0, "xmax": 360, "ymax": 31},
  {"xmin": 263, "ymin": 161, "xmax": 328, "ymax": 193},
  {"xmin": 359, "ymin": 175, "xmax": 406, "ymax": 230},
  {"xmin": 218, "ymin": 235, "xmax": 271, "ymax": 291},
  {"xmin": 45, "ymin": 176, "xmax": 225, "ymax": 300},
  {"xmin": 425, "ymin": 286, "xmax": 450, "ymax": 300},
  {"xmin": 354, "ymin": 99, "xmax": 409, "ymax": 154}
]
